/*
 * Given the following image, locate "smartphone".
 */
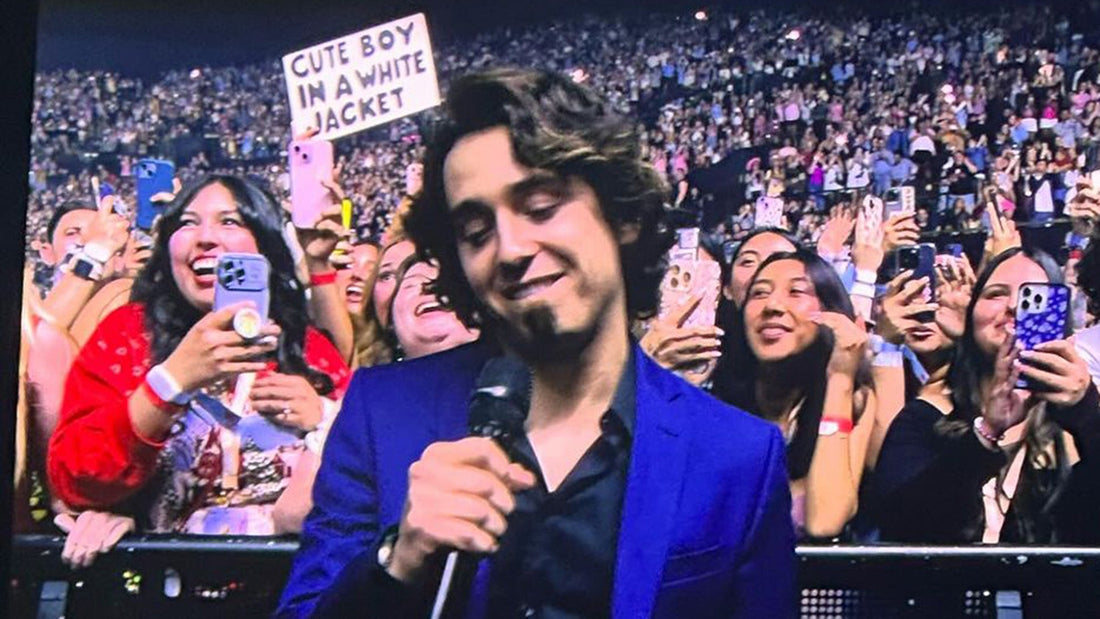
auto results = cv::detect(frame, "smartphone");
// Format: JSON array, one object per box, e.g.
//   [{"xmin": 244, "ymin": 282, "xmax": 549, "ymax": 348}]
[
  {"xmin": 1015, "ymin": 282, "xmax": 1071, "ymax": 389},
  {"xmin": 754, "ymin": 196, "xmax": 784, "ymax": 229},
  {"xmin": 134, "ymin": 159, "xmax": 175, "ymax": 231},
  {"xmin": 896, "ymin": 243, "xmax": 937, "ymax": 305},
  {"xmin": 884, "ymin": 186, "xmax": 915, "ymax": 219},
  {"xmin": 658, "ymin": 259, "xmax": 722, "ymax": 374},
  {"xmin": 288, "ymin": 139, "xmax": 336, "ymax": 228},
  {"xmin": 669, "ymin": 228, "xmax": 700, "ymax": 262},
  {"xmin": 214, "ymin": 253, "xmax": 271, "ymax": 328}
]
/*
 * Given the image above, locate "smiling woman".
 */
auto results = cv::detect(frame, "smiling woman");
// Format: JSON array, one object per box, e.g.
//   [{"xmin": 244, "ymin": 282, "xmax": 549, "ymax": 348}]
[
  {"xmin": 386, "ymin": 257, "xmax": 479, "ymax": 359},
  {"xmin": 714, "ymin": 248, "xmax": 876, "ymax": 540},
  {"xmin": 46, "ymin": 175, "xmax": 350, "ymax": 542}
]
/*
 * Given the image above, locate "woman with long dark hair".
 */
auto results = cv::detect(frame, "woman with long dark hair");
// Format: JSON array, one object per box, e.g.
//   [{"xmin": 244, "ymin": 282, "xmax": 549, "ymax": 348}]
[
  {"xmin": 48, "ymin": 175, "xmax": 350, "ymax": 538},
  {"xmin": 875, "ymin": 247, "xmax": 1100, "ymax": 543},
  {"xmin": 713, "ymin": 248, "xmax": 875, "ymax": 539}
]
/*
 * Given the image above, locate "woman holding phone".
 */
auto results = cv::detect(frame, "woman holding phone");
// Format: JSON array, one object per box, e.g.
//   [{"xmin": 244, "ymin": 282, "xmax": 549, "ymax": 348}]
[
  {"xmin": 874, "ymin": 248, "xmax": 1100, "ymax": 543},
  {"xmin": 48, "ymin": 176, "xmax": 350, "ymax": 550},
  {"xmin": 713, "ymin": 248, "xmax": 875, "ymax": 539}
]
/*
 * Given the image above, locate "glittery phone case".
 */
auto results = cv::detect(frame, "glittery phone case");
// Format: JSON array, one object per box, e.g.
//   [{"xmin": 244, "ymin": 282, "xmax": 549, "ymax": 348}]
[{"xmin": 1015, "ymin": 282, "xmax": 1070, "ymax": 389}]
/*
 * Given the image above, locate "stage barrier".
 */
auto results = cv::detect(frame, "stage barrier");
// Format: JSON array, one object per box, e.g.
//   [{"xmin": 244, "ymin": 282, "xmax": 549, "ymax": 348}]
[{"xmin": 11, "ymin": 535, "xmax": 1100, "ymax": 618}]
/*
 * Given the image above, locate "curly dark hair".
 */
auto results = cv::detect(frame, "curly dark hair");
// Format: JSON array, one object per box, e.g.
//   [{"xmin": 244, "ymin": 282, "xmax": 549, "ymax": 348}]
[
  {"xmin": 404, "ymin": 67, "xmax": 675, "ymax": 329},
  {"xmin": 130, "ymin": 175, "xmax": 332, "ymax": 395}
]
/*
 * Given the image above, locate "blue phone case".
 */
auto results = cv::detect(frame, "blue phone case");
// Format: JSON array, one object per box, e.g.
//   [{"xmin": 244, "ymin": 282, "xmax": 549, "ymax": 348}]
[
  {"xmin": 1015, "ymin": 282, "xmax": 1070, "ymax": 389},
  {"xmin": 213, "ymin": 253, "xmax": 270, "ymax": 322},
  {"xmin": 134, "ymin": 159, "xmax": 175, "ymax": 231}
]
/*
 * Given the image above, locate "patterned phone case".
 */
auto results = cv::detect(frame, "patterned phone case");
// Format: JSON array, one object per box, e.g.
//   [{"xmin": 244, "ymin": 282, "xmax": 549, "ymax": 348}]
[
  {"xmin": 1015, "ymin": 282, "xmax": 1070, "ymax": 389},
  {"xmin": 214, "ymin": 253, "xmax": 271, "ymax": 322}
]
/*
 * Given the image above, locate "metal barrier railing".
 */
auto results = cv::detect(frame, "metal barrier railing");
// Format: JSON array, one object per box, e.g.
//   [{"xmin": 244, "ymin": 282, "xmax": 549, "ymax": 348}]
[{"xmin": 11, "ymin": 535, "xmax": 1100, "ymax": 618}]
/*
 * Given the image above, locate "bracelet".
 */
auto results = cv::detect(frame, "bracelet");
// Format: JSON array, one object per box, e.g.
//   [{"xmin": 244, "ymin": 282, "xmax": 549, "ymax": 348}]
[
  {"xmin": 973, "ymin": 417, "xmax": 1005, "ymax": 443},
  {"xmin": 819, "ymin": 417, "xmax": 854, "ymax": 436},
  {"xmin": 309, "ymin": 271, "xmax": 338, "ymax": 287}
]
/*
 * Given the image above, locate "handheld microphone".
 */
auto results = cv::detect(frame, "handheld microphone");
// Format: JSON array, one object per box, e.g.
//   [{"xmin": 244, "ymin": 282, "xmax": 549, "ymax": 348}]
[{"xmin": 430, "ymin": 356, "xmax": 531, "ymax": 619}]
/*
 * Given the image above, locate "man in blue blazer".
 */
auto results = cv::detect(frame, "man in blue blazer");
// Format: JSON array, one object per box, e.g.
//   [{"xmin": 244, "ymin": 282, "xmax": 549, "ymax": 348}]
[{"xmin": 278, "ymin": 68, "xmax": 795, "ymax": 618}]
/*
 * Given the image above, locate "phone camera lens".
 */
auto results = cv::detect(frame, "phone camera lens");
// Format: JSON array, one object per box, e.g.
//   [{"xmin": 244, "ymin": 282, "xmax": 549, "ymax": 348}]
[
  {"xmin": 1036, "ymin": 295, "xmax": 1043, "ymax": 304},
  {"xmin": 1022, "ymin": 300, "xmax": 1031, "ymax": 311}
]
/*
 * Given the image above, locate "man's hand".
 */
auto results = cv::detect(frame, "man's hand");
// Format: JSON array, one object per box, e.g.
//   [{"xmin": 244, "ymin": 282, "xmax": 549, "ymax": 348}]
[{"xmin": 389, "ymin": 438, "xmax": 537, "ymax": 584}]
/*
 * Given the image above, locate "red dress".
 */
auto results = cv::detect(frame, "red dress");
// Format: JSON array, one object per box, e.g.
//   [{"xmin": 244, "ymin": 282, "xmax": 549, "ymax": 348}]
[{"xmin": 47, "ymin": 303, "xmax": 350, "ymax": 533}]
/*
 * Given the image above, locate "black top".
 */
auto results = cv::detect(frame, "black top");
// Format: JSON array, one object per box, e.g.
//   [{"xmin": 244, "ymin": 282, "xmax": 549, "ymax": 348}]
[
  {"xmin": 485, "ymin": 353, "xmax": 636, "ymax": 619},
  {"xmin": 873, "ymin": 388, "xmax": 1100, "ymax": 544},
  {"xmin": 351, "ymin": 354, "xmax": 636, "ymax": 619}
]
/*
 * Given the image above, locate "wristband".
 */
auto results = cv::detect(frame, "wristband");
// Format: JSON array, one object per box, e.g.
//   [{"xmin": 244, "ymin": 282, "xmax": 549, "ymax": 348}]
[
  {"xmin": 82, "ymin": 242, "xmax": 114, "ymax": 264},
  {"xmin": 145, "ymin": 364, "xmax": 194, "ymax": 406},
  {"xmin": 819, "ymin": 417, "xmax": 854, "ymax": 436},
  {"xmin": 855, "ymin": 268, "xmax": 877, "ymax": 285},
  {"xmin": 850, "ymin": 281, "xmax": 876, "ymax": 299},
  {"xmin": 309, "ymin": 271, "xmax": 338, "ymax": 287}
]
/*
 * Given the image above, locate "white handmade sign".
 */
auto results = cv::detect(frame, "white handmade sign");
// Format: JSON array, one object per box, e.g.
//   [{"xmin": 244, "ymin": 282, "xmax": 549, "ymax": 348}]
[{"xmin": 282, "ymin": 13, "xmax": 440, "ymax": 140}]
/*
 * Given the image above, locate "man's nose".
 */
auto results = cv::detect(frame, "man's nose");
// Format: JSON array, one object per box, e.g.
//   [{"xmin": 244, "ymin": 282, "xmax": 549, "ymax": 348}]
[{"xmin": 495, "ymin": 212, "xmax": 537, "ymax": 270}]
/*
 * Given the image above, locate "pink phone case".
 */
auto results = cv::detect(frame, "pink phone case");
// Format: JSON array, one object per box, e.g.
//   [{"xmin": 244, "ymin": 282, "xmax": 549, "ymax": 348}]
[
  {"xmin": 288, "ymin": 139, "xmax": 335, "ymax": 228},
  {"xmin": 658, "ymin": 259, "xmax": 722, "ymax": 329}
]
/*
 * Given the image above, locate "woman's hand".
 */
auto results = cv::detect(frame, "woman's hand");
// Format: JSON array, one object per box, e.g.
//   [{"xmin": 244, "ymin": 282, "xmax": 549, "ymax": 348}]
[
  {"xmin": 1018, "ymin": 339, "xmax": 1092, "ymax": 408},
  {"xmin": 933, "ymin": 255, "xmax": 975, "ymax": 340},
  {"xmin": 878, "ymin": 271, "xmax": 938, "ymax": 345},
  {"xmin": 54, "ymin": 511, "xmax": 135, "ymax": 569},
  {"xmin": 882, "ymin": 212, "xmax": 921, "ymax": 254},
  {"xmin": 816, "ymin": 204, "xmax": 856, "ymax": 258},
  {"xmin": 1067, "ymin": 177, "xmax": 1100, "ymax": 227},
  {"xmin": 985, "ymin": 208, "xmax": 1021, "ymax": 259},
  {"xmin": 250, "ymin": 372, "xmax": 325, "ymax": 432},
  {"xmin": 851, "ymin": 199, "xmax": 885, "ymax": 274},
  {"xmin": 639, "ymin": 294, "xmax": 723, "ymax": 384},
  {"xmin": 161, "ymin": 303, "xmax": 281, "ymax": 393},
  {"xmin": 812, "ymin": 311, "xmax": 868, "ymax": 378},
  {"xmin": 982, "ymin": 331, "xmax": 1028, "ymax": 437}
]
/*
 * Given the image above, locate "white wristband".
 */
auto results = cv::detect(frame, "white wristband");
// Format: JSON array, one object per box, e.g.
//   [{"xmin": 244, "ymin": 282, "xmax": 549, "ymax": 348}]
[
  {"xmin": 850, "ymin": 281, "xmax": 877, "ymax": 299},
  {"xmin": 145, "ymin": 364, "xmax": 194, "ymax": 405},
  {"xmin": 855, "ymin": 269, "xmax": 877, "ymax": 285}
]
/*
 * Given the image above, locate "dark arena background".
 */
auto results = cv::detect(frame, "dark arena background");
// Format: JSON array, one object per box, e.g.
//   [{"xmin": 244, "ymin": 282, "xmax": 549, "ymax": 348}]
[{"xmin": 9, "ymin": 0, "xmax": 1100, "ymax": 616}]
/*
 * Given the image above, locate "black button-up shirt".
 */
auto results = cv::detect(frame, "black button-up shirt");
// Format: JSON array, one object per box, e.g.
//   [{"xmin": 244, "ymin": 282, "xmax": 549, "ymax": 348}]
[
  {"xmin": 356, "ymin": 354, "xmax": 636, "ymax": 619},
  {"xmin": 485, "ymin": 354, "xmax": 636, "ymax": 619}
]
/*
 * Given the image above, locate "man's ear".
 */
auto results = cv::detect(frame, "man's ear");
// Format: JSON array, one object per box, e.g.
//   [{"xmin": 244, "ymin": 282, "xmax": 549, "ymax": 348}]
[
  {"xmin": 37, "ymin": 239, "xmax": 57, "ymax": 266},
  {"xmin": 617, "ymin": 221, "xmax": 641, "ymax": 245}
]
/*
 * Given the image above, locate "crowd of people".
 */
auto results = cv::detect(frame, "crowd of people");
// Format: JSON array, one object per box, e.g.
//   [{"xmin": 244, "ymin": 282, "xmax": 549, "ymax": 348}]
[{"xmin": 13, "ymin": 2, "xmax": 1100, "ymax": 613}]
